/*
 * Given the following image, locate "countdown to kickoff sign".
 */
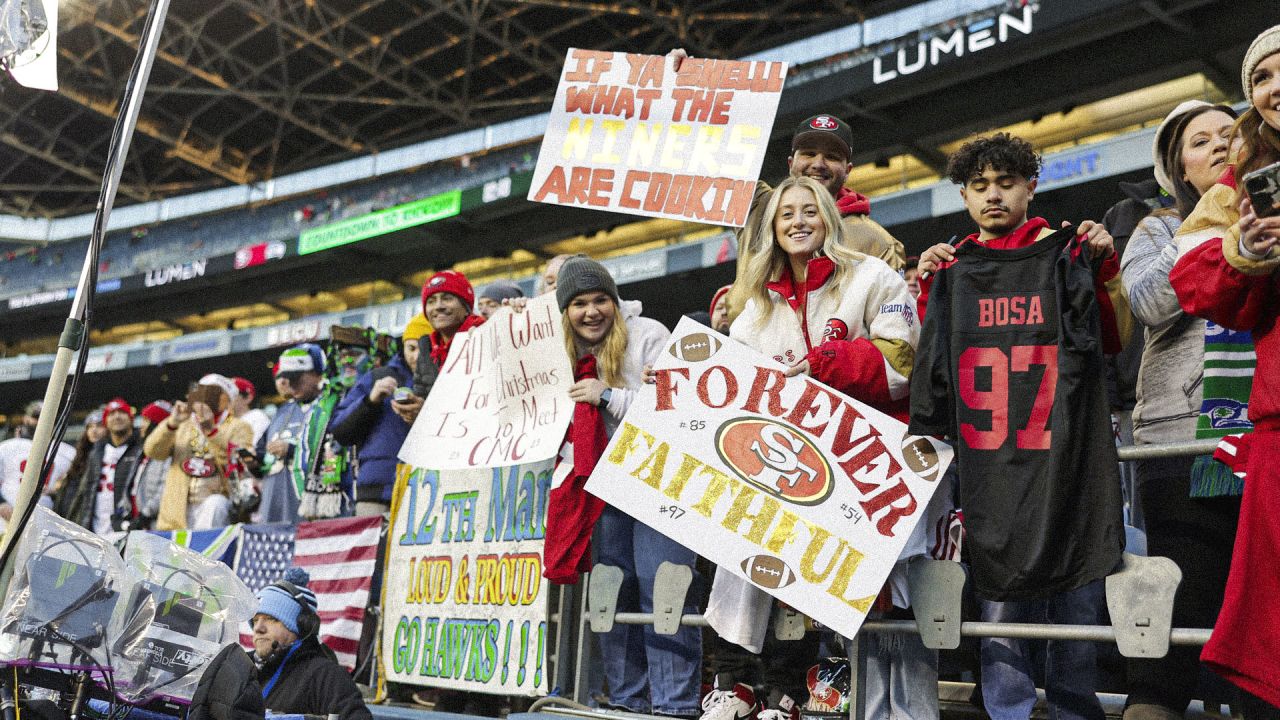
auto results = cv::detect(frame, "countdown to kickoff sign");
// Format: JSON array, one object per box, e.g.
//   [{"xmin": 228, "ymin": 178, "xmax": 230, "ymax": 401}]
[{"xmin": 584, "ymin": 319, "xmax": 953, "ymax": 641}]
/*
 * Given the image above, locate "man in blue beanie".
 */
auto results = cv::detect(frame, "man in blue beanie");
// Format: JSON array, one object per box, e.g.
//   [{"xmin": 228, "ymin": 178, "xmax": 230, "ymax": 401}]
[{"xmin": 249, "ymin": 568, "xmax": 371, "ymax": 720}]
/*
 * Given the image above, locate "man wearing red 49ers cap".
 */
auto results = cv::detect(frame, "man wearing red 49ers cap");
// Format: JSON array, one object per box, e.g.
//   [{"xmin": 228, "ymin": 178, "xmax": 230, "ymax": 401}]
[{"xmin": 56, "ymin": 398, "xmax": 147, "ymax": 533}]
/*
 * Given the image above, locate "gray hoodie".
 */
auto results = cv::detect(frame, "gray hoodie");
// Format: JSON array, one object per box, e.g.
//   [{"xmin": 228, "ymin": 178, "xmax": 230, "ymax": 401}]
[{"xmin": 1120, "ymin": 213, "xmax": 1203, "ymax": 444}]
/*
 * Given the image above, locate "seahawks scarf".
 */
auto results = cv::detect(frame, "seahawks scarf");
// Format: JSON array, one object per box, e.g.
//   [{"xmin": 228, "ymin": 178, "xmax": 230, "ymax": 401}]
[
  {"xmin": 1190, "ymin": 322, "xmax": 1254, "ymax": 498},
  {"xmin": 292, "ymin": 383, "xmax": 345, "ymax": 518}
]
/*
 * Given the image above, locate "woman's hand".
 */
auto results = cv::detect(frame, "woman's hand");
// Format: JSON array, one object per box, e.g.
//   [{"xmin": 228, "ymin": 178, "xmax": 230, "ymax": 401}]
[
  {"xmin": 784, "ymin": 359, "xmax": 810, "ymax": 378},
  {"xmin": 569, "ymin": 378, "xmax": 607, "ymax": 406},
  {"xmin": 668, "ymin": 48, "xmax": 689, "ymax": 71},
  {"xmin": 1239, "ymin": 195, "xmax": 1280, "ymax": 257},
  {"xmin": 504, "ymin": 297, "xmax": 529, "ymax": 313},
  {"xmin": 641, "ymin": 364, "xmax": 657, "ymax": 384},
  {"xmin": 369, "ymin": 376, "xmax": 399, "ymax": 403}
]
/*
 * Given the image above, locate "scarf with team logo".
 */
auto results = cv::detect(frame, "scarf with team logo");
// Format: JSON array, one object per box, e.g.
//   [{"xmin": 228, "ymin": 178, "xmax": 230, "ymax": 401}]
[
  {"xmin": 542, "ymin": 354, "xmax": 608, "ymax": 585},
  {"xmin": 293, "ymin": 382, "xmax": 345, "ymax": 519},
  {"xmin": 1174, "ymin": 171, "xmax": 1255, "ymax": 498},
  {"xmin": 1190, "ymin": 322, "xmax": 1253, "ymax": 497}
]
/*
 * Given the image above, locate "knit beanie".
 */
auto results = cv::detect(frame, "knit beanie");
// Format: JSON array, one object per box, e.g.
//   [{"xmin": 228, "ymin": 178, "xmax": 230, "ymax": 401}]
[
  {"xmin": 255, "ymin": 567, "xmax": 317, "ymax": 635},
  {"xmin": 1243, "ymin": 25, "xmax": 1280, "ymax": 99},
  {"xmin": 421, "ymin": 270, "xmax": 475, "ymax": 314},
  {"xmin": 402, "ymin": 313, "xmax": 433, "ymax": 342},
  {"xmin": 101, "ymin": 397, "xmax": 134, "ymax": 424},
  {"xmin": 478, "ymin": 279, "xmax": 524, "ymax": 304},
  {"xmin": 277, "ymin": 344, "xmax": 326, "ymax": 375},
  {"xmin": 709, "ymin": 284, "xmax": 732, "ymax": 318},
  {"xmin": 555, "ymin": 256, "xmax": 619, "ymax": 311},
  {"xmin": 1152, "ymin": 100, "xmax": 1212, "ymax": 195},
  {"xmin": 140, "ymin": 400, "xmax": 172, "ymax": 425},
  {"xmin": 232, "ymin": 377, "xmax": 256, "ymax": 401}
]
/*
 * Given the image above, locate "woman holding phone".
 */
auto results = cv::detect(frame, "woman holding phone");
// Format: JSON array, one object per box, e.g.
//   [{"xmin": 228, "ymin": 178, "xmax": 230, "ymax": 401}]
[{"xmin": 1170, "ymin": 24, "xmax": 1280, "ymax": 718}]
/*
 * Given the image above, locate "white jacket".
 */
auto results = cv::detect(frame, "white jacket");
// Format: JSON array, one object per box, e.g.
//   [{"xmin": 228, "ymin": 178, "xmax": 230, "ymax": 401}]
[
  {"xmin": 601, "ymin": 299, "xmax": 670, "ymax": 438},
  {"xmin": 731, "ymin": 253, "xmax": 918, "ymax": 403}
]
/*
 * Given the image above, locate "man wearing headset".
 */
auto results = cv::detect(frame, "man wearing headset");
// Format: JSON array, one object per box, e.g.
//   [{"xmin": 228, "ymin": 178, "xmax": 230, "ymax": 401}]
[{"xmin": 249, "ymin": 568, "xmax": 371, "ymax": 720}]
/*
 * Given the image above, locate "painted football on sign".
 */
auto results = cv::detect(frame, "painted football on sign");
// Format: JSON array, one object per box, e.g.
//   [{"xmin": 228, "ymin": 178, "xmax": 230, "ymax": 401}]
[
  {"xmin": 901, "ymin": 435, "xmax": 942, "ymax": 482},
  {"xmin": 669, "ymin": 332, "xmax": 721, "ymax": 362},
  {"xmin": 741, "ymin": 554, "xmax": 797, "ymax": 589},
  {"xmin": 715, "ymin": 418, "xmax": 834, "ymax": 505}
]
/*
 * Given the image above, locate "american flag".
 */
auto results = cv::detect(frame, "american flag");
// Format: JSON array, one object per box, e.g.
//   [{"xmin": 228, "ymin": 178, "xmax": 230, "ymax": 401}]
[
  {"xmin": 234, "ymin": 523, "xmax": 298, "ymax": 650},
  {"xmin": 234, "ymin": 522, "xmax": 297, "ymax": 593},
  {"xmin": 293, "ymin": 515, "xmax": 382, "ymax": 671}
]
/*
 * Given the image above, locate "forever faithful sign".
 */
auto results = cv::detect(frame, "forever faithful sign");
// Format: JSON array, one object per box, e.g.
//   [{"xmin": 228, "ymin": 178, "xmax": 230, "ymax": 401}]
[
  {"xmin": 529, "ymin": 50, "xmax": 786, "ymax": 227},
  {"xmin": 585, "ymin": 319, "xmax": 953, "ymax": 640}
]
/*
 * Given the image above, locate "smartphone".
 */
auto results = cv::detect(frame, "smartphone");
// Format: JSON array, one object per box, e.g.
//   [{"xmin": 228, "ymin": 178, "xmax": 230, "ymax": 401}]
[
  {"xmin": 393, "ymin": 387, "xmax": 414, "ymax": 403},
  {"xmin": 1243, "ymin": 160, "xmax": 1280, "ymax": 218}
]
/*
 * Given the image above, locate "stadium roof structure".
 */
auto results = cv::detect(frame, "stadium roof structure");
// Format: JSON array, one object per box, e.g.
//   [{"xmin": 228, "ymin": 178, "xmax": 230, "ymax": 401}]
[{"xmin": 0, "ymin": 0, "xmax": 921, "ymax": 219}]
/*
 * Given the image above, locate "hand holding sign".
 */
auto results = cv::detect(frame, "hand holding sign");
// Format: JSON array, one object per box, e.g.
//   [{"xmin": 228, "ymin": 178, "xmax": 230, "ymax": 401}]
[
  {"xmin": 585, "ymin": 318, "xmax": 953, "ymax": 641},
  {"xmin": 399, "ymin": 293, "xmax": 574, "ymax": 470}
]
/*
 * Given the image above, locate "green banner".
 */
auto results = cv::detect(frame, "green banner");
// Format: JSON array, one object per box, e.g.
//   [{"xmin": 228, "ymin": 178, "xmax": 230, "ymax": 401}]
[{"xmin": 298, "ymin": 189, "xmax": 463, "ymax": 255}]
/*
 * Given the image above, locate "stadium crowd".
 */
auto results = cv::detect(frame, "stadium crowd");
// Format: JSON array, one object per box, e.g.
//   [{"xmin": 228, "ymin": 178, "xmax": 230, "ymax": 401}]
[{"xmin": 2, "ymin": 25, "xmax": 1279, "ymax": 720}]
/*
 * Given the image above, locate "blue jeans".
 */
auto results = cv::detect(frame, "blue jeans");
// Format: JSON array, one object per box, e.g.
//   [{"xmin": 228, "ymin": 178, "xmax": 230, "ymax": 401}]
[
  {"xmin": 978, "ymin": 580, "xmax": 1106, "ymax": 720},
  {"xmin": 595, "ymin": 506, "xmax": 702, "ymax": 715},
  {"xmin": 855, "ymin": 630, "xmax": 939, "ymax": 720}
]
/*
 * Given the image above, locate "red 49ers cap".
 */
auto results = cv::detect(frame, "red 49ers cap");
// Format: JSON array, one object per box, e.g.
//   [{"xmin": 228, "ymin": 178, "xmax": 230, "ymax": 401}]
[{"xmin": 792, "ymin": 114, "xmax": 854, "ymax": 162}]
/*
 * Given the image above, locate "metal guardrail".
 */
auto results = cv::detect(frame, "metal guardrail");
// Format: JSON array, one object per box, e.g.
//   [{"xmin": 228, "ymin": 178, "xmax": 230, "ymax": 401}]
[
  {"xmin": 560, "ymin": 437, "xmax": 1226, "ymax": 720},
  {"xmin": 1115, "ymin": 438, "xmax": 1219, "ymax": 461}
]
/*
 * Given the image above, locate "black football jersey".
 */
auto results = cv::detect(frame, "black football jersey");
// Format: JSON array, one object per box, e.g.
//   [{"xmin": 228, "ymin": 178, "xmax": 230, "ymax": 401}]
[{"xmin": 908, "ymin": 228, "xmax": 1123, "ymax": 601}]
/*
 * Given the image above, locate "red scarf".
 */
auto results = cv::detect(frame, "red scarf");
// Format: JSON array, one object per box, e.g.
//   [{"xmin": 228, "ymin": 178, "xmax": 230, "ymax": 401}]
[
  {"xmin": 428, "ymin": 314, "xmax": 485, "ymax": 367},
  {"xmin": 542, "ymin": 354, "xmax": 609, "ymax": 584},
  {"xmin": 835, "ymin": 187, "xmax": 871, "ymax": 216}
]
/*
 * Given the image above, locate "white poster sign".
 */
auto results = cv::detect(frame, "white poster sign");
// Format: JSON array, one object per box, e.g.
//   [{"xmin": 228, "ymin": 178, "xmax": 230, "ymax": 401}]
[
  {"xmin": 586, "ymin": 319, "xmax": 953, "ymax": 640},
  {"xmin": 529, "ymin": 49, "xmax": 786, "ymax": 227},
  {"xmin": 400, "ymin": 294, "xmax": 574, "ymax": 470},
  {"xmin": 381, "ymin": 460, "xmax": 553, "ymax": 695}
]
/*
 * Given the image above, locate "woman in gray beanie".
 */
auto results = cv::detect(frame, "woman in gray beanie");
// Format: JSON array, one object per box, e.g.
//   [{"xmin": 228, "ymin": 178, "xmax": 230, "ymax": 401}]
[{"xmin": 546, "ymin": 256, "xmax": 702, "ymax": 717}]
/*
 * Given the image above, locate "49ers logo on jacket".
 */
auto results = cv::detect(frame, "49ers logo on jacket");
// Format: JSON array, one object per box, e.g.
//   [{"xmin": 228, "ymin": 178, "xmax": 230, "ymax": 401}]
[
  {"xmin": 181, "ymin": 456, "xmax": 216, "ymax": 478},
  {"xmin": 715, "ymin": 418, "xmax": 833, "ymax": 505},
  {"xmin": 822, "ymin": 318, "xmax": 848, "ymax": 343}
]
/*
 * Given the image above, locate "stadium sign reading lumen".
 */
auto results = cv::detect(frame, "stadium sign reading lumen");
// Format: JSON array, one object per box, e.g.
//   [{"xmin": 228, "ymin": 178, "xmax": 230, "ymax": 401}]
[{"xmin": 298, "ymin": 189, "xmax": 463, "ymax": 255}]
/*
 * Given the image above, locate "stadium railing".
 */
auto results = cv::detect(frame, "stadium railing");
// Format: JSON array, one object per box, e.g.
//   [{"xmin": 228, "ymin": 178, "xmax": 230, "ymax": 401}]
[{"xmin": 550, "ymin": 438, "xmax": 1228, "ymax": 720}]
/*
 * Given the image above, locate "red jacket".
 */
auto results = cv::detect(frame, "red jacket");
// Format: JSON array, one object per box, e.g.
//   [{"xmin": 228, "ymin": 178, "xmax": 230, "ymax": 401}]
[{"xmin": 1170, "ymin": 231, "xmax": 1280, "ymax": 431}]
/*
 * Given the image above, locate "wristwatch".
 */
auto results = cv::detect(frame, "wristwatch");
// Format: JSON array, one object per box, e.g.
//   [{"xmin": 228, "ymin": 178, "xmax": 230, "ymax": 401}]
[{"xmin": 598, "ymin": 388, "xmax": 613, "ymax": 408}]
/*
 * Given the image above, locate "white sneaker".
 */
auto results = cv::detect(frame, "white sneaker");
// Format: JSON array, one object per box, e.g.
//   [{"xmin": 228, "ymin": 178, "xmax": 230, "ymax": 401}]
[
  {"xmin": 700, "ymin": 676, "xmax": 759, "ymax": 720},
  {"xmin": 756, "ymin": 692, "xmax": 799, "ymax": 720}
]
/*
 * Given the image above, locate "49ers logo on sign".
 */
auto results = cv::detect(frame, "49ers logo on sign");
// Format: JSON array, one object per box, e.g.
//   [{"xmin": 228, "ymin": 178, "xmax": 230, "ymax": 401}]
[
  {"xmin": 810, "ymin": 115, "xmax": 838, "ymax": 130},
  {"xmin": 822, "ymin": 318, "xmax": 848, "ymax": 343},
  {"xmin": 715, "ymin": 418, "xmax": 833, "ymax": 505}
]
